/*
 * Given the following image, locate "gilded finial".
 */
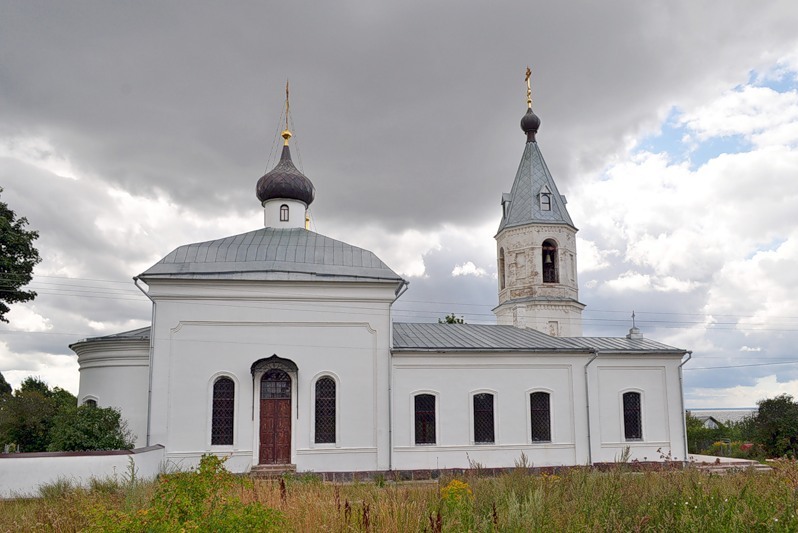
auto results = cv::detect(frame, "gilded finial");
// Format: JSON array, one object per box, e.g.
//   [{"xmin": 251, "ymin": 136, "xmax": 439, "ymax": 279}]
[
  {"xmin": 282, "ymin": 79, "xmax": 292, "ymax": 145},
  {"xmin": 525, "ymin": 66, "xmax": 533, "ymax": 108}
]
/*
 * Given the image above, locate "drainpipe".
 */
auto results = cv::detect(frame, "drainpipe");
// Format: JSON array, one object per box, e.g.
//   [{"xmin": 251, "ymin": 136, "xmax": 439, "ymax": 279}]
[
  {"xmin": 134, "ymin": 276, "xmax": 155, "ymax": 447},
  {"xmin": 388, "ymin": 280, "xmax": 409, "ymax": 471},
  {"xmin": 678, "ymin": 351, "xmax": 693, "ymax": 464},
  {"xmin": 584, "ymin": 349, "xmax": 599, "ymax": 465}
]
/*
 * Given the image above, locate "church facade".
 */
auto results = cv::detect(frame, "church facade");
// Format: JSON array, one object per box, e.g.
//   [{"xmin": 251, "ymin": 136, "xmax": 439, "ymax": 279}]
[{"xmin": 71, "ymin": 97, "xmax": 690, "ymax": 474}]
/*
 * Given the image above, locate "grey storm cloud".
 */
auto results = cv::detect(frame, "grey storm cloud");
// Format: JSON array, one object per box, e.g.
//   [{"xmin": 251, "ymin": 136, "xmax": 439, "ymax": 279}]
[{"xmin": 2, "ymin": 1, "xmax": 797, "ymax": 230}]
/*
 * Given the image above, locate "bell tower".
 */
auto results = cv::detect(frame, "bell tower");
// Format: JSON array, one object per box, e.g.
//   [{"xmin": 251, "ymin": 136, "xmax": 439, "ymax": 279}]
[{"xmin": 493, "ymin": 69, "xmax": 584, "ymax": 336}]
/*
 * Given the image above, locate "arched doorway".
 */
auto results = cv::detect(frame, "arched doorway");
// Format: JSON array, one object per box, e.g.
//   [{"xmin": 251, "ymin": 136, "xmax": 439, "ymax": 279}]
[{"xmin": 259, "ymin": 369, "xmax": 292, "ymax": 464}]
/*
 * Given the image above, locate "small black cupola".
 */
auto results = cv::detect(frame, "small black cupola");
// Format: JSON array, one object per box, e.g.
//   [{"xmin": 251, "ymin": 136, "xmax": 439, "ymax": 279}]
[{"xmin": 255, "ymin": 129, "xmax": 315, "ymax": 207}]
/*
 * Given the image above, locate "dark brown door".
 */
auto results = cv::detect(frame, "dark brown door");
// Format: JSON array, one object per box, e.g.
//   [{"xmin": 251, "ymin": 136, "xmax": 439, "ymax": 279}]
[{"xmin": 259, "ymin": 369, "xmax": 292, "ymax": 464}]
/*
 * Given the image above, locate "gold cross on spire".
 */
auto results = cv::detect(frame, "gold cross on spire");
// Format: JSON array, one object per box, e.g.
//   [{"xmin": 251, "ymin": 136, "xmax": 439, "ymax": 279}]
[
  {"xmin": 282, "ymin": 79, "xmax": 292, "ymax": 145},
  {"xmin": 525, "ymin": 66, "xmax": 533, "ymax": 108}
]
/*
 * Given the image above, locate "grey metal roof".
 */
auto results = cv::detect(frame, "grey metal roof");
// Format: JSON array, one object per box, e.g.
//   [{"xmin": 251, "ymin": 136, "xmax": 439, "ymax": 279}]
[
  {"xmin": 138, "ymin": 228, "xmax": 404, "ymax": 283},
  {"xmin": 69, "ymin": 326, "xmax": 151, "ymax": 349},
  {"xmin": 71, "ymin": 323, "xmax": 684, "ymax": 355},
  {"xmin": 392, "ymin": 322, "xmax": 685, "ymax": 354},
  {"xmin": 392, "ymin": 322, "xmax": 586, "ymax": 352},
  {"xmin": 497, "ymin": 141, "xmax": 575, "ymax": 233},
  {"xmin": 565, "ymin": 336, "xmax": 686, "ymax": 354}
]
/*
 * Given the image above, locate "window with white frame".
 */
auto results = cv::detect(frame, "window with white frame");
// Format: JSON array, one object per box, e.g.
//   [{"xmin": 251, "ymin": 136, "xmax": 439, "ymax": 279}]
[
  {"xmin": 314, "ymin": 376, "xmax": 336, "ymax": 444},
  {"xmin": 211, "ymin": 377, "xmax": 235, "ymax": 445},
  {"xmin": 530, "ymin": 391, "xmax": 551, "ymax": 442},
  {"xmin": 414, "ymin": 394, "xmax": 436, "ymax": 445},
  {"xmin": 473, "ymin": 393, "xmax": 495, "ymax": 444},
  {"xmin": 623, "ymin": 391, "xmax": 642, "ymax": 441}
]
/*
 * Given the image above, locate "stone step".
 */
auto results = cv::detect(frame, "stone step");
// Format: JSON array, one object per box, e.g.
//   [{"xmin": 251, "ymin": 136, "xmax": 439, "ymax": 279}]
[{"xmin": 249, "ymin": 464, "xmax": 297, "ymax": 478}]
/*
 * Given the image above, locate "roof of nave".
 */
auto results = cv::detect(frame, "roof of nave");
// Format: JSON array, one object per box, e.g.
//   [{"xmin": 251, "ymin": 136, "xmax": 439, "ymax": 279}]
[
  {"xmin": 71, "ymin": 324, "xmax": 685, "ymax": 355},
  {"xmin": 392, "ymin": 322, "xmax": 685, "ymax": 354},
  {"xmin": 137, "ymin": 227, "xmax": 403, "ymax": 283}
]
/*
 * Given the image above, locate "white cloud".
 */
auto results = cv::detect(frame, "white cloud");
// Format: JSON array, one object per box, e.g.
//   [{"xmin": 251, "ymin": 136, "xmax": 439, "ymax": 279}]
[
  {"xmin": 5, "ymin": 305, "xmax": 51, "ymax": 332},
  {"xmin": 0, "ymin": 136, "xmax": 78, "ymax": 179},
  {"xmin": 678, "ymin": 86, "xmax": 798, "ymax": 148},
  {"xmin": 687, "ymin": 374, "xmax": 798, "ymax": 408},
  {"xmin": 740, "ymin": 346, "xmax": 762, "ymax": 352},
  {"xmin": 452, "ymin": 261, "xmax": 487, "ymax": 278}
]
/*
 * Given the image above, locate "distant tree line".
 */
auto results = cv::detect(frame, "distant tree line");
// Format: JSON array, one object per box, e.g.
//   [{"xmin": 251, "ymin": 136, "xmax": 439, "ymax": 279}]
[
  {"xmin": 687, "ymin": 393, "xmax": 798, "ymax": 460},
  {"xmin": 0, "ymin": 373, "xmax": 134, "ymax": 453}
]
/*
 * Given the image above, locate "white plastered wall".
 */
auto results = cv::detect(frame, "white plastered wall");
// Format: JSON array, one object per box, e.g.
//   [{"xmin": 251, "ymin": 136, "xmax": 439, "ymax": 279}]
[
  {"xmin": 75, "ymin": 340, "xmax": 150, "ymax": 447},
  {"xmin": 588, "ymin": 356, "xmax": 688, "ymax": 463},
  {"xmin": 392, "ymin": 351, "xmax": 687, "ymax": 470},
  {"xmin": 144, "ymin": 279, "xmax": 397, "ymax": 473},
  {"xmin": 391, "ymin": 352, "xmax": 589, "ymax": 470}
]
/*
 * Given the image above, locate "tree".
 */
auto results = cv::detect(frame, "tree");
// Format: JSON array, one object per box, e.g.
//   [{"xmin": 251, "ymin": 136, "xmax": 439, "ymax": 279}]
[
  {"xmin": 0, "ymin": 372, "xmax": 10, "ymax": 396},
  {"xmin": 48, "ymin": 404, "xmax": 135, "ymax": 451},
  {"xmin": 0, "ymin": 187, "xmax": 41, "ymax": 323},
  {"xmin": 752, "ymin": 394, "xmax": 798, "ymax": 458},
  {"xmin": 438, "ymin": 313, "xmax": 465, "ymax": 324},
  {"xmin": 0, "ymin": 377, "xmax": 75, "ymax": 452},
  {"xmin": 0, "ymin": 376, "xmax": 135, "ymax": 452}
]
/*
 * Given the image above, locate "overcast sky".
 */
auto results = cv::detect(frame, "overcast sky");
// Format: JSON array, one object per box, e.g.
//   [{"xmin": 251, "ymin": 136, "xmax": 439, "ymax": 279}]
[{"xmin": 2, "ymin": 1, "xmax": 798, "ymax": 408}]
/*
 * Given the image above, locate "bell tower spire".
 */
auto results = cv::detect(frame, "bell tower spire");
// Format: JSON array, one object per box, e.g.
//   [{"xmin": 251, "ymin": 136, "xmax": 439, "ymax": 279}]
[{"xmin": 493, "ymin": 69, "xmax": 585, "ymax": 337}]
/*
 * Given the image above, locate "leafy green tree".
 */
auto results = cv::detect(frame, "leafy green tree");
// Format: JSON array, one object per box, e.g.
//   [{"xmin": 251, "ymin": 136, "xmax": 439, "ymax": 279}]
[
  {"xmin": 753, "ymin": 394, "xmax": 798, "ymax": 458},
  {"xmin": 48, "ymin": 404, "xmax": 134, "ymax": 451},
  {"xmin": 0, "ymin": 372, "xmax": 10, "ymax": 396},
  {"xmin": 0, "ymin": 377, "xmax": 77, "ymax": 452},
  {"xmin": 0, "ymin": 187, "xmax": 41, "ymax": 323},
  {"xmin": 438, "ymin": 313, "xmax": 465, "ymax": 324}
]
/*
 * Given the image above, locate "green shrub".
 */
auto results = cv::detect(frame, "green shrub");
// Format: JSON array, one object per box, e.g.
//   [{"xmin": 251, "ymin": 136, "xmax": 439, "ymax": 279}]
[{"xmin": 86, "ymin": 454, "xmax": 285, "ymax": 532}]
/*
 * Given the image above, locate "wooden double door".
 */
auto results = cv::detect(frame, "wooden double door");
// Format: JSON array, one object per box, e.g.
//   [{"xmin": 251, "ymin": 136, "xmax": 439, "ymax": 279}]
[{"xmin": 259, "ymin": 369, "xmax": 292, "ymax": 464}]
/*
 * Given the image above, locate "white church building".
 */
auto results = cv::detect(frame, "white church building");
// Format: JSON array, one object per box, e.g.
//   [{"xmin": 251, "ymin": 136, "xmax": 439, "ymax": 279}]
[{"xmin": 70, "ymin": 95, "xmax": 690, "ymax": 475}]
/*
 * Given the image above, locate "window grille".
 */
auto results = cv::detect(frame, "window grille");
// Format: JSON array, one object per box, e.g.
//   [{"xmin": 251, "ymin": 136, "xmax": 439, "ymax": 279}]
[
  {"xmin": 261, "ymin": 369, "xmax": 291, "ymax": 399},
  {"xmin": 530, "ymin": 392, "xmax": 551, "ymax": 442},
  {"xmin": 473, "ymin": 393, "xmax": 495, "ymax": 444},
  {"xmin": 414, "ymin": 394, "xmax": 436, "ymax": 445},
  {"xmin": 83, "ymin": 398, "xmax": 97, "ymax": 407},
  {"xmin": 212, "ymin": 377, "xmax": 235, "ymax": 445},
  {"xmin": 623, "ymin": 392, "xmax": 643, "ymax": 440},
  {"xmin": 315, "ymin": 377, "xmax": 336, "ymax": 444},
  {"xmin": 280, "ymin": 204, "xmax": 289, "ymax": 222}
]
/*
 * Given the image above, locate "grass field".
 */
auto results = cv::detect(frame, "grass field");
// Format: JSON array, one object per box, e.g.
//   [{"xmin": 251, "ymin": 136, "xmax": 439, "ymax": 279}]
[{"xmin": 2, "ymin": 457, "xmax": 797, "ymax": 532}]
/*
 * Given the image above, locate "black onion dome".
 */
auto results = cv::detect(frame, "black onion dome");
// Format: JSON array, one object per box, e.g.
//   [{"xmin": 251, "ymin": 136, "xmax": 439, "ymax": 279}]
[
  {"xmin": 256, "ymin": 145, "xmax": 315, "ymax": 206},
  {"xmin": 521, "ymin": 107, "xmax": 541, "ymax": 143}
]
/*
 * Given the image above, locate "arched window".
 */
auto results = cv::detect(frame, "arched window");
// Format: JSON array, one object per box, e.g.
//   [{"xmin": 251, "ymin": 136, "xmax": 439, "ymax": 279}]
[
  {"xmin": 314, "ymin": 377, "xmax": 336, "ymax": 444},
  {"xmin": 540, "ymin": 193, "xmax": 551, "ymax": 211},
  {"xmin": 83, "ymin": 398, "xmax": 97, "ymax": 408},
  {"xmin": 542, "ymin": 240, "xmax": 559, "ymax": 283},
  {"xmin": 414, "ymin": 394, "xmax": 436, "ymax": 445},
  {"xmin": 211, "ymin": 377, "xmax": 235, "ymax": 445},
  {"xmin": 473, "ymin": 393, "xmax": 495, "ymax": 444},
  {"xmin": 279, "ymin": 204, "xmax": 289, "ymax": 222},
  {"xmin": 623, "ymin": 391, "xmax": 642, "ymax": 441},
  {"xmin": 498, "ymin": 248, "xmax": 506, "ymax": 290},
  {"xmin": 530, "ymin": 392, "xmax": 551, "ymax": 442}
]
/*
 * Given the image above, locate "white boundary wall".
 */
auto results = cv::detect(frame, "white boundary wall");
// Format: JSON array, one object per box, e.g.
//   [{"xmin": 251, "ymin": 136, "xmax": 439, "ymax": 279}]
[{"xmin": 0, "ymin": 445, "xmax": 165, "ymax": 499}]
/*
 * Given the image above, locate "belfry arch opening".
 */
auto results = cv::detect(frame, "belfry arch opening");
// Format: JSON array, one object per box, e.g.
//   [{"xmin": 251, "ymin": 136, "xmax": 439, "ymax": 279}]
[
  {"xmin": 542, "ymin": 239, "xmax": 559, "ymax": 283},
  {"xmin": 499, "ymin": 248, "xmax": 506, "ymax": 290}
]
